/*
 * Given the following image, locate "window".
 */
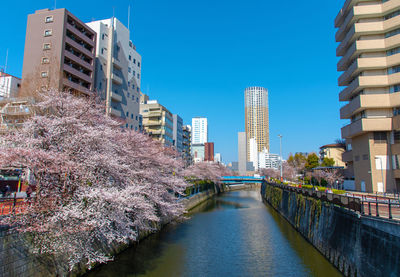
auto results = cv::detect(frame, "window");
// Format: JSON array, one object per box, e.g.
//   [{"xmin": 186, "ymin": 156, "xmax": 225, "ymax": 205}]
[
  {"xmin": 44, "ymin": 29, "xmax": 52, "ymax": 37},
  {"xmin": 131, "ymin": 114, "xmax": 133, "ymax": 119},
  {"xmin": 43, "ymin": 43, "xmax": 51, "ymax": 50},
  {"xmin": 126, "ymin": 123, "xmax": 129, "ymax": 128},
  {"xmin": 127, "ymin": 92, "xmax": 130, "ymax": 98},
  {"xmin": 129, "ymin": 55, "xmax": 131, "ymax": 61},
  {"xmin": 355, "ymin": 156, "xmax": 360, "ymax": 162},
  {"xmin": 374, "ymin": 132, "xmax": 387, "ymax": 143},
  {"xmin": 394, "ymin": 107, "xmax": 400, "ymax": 116},
  {"xmin": 138, "ymin": 62, "xmax": 141, "ymax": 68},
  {"xmin": 129, "ymin": 41, "xmax": 133, "ymax": 48},
  {"xmin": 100, "ymin": 64, "xmax": 103, "ymax": 71},
  {"xmin": 388, "ymin": 66, "xmax": 400, "ymax": 75},
  {"xmin": 126, "ymin": 112, "xmax": 129, "ymax": 117},
  {"xmin": 99, "ymin": 82, "xmax": 102, "ymax": 90},
  {"xmin": 41, "ymin": 71, "xmax": 48, "ymax": 78},
  {"xmin": 128, "ymin": 67, "xmax": 131, "ymax": 73},
  {"xmin": 133, "ymin": 59, "xmax": 136, "ymax": 64},
  {"xmin": 41, "ymin": 57, "xmax": 49, "ymax": 64},
  {"xmin": 393, "ymin": 155, "xmax": 400, "ymax": 169},
  {"xmin": 390, "ymin": 84, "xmax": 400, "ymax": 93},
  {"xmin": 137, "ymin": 73, "xmax": 140, "ymax": 79},
  {"xmin": 362, "ymin": 154, "xmax": 369, "ymax": 161},
  {"xmin": 136, "ymin": 116, "xmax": 138, "ymax": 120},
  {"xmin": 45, "ymin": 16, "xmax": 53, "ymax": 23},
  {"xmin": 102, "ymin": 34, "xmax": 105, "ymax": 40},
  {"xmin": 394, "ymin": 130, "xmax": 400, "ymax": 143}
]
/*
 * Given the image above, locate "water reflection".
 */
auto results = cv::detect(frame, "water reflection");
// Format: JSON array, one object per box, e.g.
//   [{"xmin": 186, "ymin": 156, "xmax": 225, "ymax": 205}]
[{"xmin": 86, "ymin": 190, "xmax": 341, "ymax": 277}]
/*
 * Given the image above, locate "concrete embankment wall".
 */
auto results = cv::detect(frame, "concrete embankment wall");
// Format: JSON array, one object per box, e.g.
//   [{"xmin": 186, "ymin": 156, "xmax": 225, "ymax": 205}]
[{"xmin": 262, "ymin": 183, "xmax": 400, "ymax": 277}]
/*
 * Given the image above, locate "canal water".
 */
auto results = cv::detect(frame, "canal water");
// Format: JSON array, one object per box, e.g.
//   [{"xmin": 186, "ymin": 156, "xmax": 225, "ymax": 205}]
[{"xmin": 87, "ymin": 190, "xmax": 341, "ymax": 277}]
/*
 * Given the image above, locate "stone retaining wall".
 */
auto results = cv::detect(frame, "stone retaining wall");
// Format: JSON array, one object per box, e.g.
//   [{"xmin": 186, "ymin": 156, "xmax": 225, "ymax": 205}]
[{"xmin": 261, "ymin": 183, "xmax": 400, "ymax": 277}]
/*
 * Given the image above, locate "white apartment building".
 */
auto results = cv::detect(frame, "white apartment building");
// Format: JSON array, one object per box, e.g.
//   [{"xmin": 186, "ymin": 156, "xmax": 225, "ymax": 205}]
[
  {"xmin": 214, "ymin": 153, "xmax": 222, "ymax": 163},
  {"xmin": 191, "ymin": 117, "xmax": 208, "ymax": 144},
  {"xmin": 258, "ymin": 149, "xmax": 280, "ymax": 170},
  {"xmin": 249, "ymin": 137, "xmax": 259, "ymax": 170},
  {"xmin": 86, "ymin": 17, "xmax": 142, "ymax": 130},
  {"xmin": 0, "ymin": 72, "xmax": 21, "ymax": 99}
]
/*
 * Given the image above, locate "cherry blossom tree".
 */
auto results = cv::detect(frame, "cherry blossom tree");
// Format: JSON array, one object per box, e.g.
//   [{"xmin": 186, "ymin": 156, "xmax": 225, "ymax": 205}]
[
  {"xmin": 0, "ymin": 90, "xmax": 189, "ymax": 269},
  {"xmin": 183, "ymin": 161, "xmax": 231, "ymax": 185}
]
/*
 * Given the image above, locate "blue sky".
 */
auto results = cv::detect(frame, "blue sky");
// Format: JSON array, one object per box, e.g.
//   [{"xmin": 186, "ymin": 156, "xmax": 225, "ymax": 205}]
[{"xmin": 0, "ymin": 0, "xmax": 346, "ymax": 163}]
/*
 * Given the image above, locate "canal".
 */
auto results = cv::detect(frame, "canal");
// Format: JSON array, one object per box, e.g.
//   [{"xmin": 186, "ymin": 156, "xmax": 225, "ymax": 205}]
[{"xmin": 87, "ymin": 190, "xmax": 341, "ymax": 277}]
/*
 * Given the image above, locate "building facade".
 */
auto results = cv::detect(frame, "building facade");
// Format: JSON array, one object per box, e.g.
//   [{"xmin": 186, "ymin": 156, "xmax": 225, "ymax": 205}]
[
  {"xmin": 336, "ymin": 0, "xmax": 400, "ymax": 192},
  {"xmin": 86, "ymin": 18, "xmax": 142, "ymax": 130},
  {"xmin": 191, "ymin": 117, "xmax": 208, "ymax": 144},
  {"xmin": 238, "ymin": 132, "xmax": 247, "ymax": 175},
  {"xmin": 182, "ymin": 125, "xmax": 192, "ymax": 165},
  {"xmin": 173, "ymin": 114, "xmax": 183, "ymax": 152},
  {"xmin": 0, "ymin": 72, "xmax": 21, "ymax": 99},
  {"xmin": 140, "ymin": 100, "xmax": 174, "ymax": 147},
  {"xmin": 192, "ymin": 144, "xmax": 205, "ymax": 163},
  {"xmin": 21, "ymin": 8, "xmax": 96, "ymax": 96},
  {"xmin": 204, "ymin": 142, "xmax": 214, "ymax": 162},
  {"xmin": 320, "ymin": 143, "xmax": 346, "ymax": 167},
  {"xmin": 245, "ymin": 86, "xmax": 269, "ymax": 161},
  {"xmin": 214, "ymin": 153, "xmax": 222, "ymax": 163},
  {"xmin": 0, "ymin": 98, "xmax": 32, "ymax": 135},
  {"xmin": 258, "ymin": 149, "xmax": 280, "ymax": 170}
]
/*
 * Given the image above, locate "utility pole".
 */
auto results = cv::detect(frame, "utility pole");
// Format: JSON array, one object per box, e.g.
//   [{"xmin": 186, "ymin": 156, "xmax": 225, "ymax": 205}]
[{"xmin": 278, "ymin": 134, "xmax": 283, "ymax": 182}]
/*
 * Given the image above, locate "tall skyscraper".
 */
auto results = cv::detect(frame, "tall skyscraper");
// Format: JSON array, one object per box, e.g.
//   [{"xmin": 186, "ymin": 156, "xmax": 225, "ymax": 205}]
[
  {"xmin": 21, "ymin": 8, "xmax": 96, "ymax": 96},
  {"xmin": 86, "ymin": 17, "xmax": 142, "ymax": 130},
  {"xmin": 336, "ymin": 0, "xmax": 400, "ymax": 193},
  {"xmin": 191, "ymin": 117, "xmax": 208, "ymax": 144},
  {"xmin": 245, "ymin": 87, "xmax": 269, "ymax": 162}
]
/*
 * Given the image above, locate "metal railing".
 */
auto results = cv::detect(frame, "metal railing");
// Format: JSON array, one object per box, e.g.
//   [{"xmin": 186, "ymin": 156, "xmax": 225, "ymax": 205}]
[{"xmin": 266, "ymin": 182, "xmax": 400, "ymax": 221}]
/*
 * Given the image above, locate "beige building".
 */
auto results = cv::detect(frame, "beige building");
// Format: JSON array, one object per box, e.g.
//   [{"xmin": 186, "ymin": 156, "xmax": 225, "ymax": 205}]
[
  {"xmin": 140, "ymin": 99, "xmax": 174, "ymax": 147},
  {"xmin": 245, "ymin": 86, "xmax": 269, "ymax": 162},
  {"xmin": 21, "ymin": 8, "xmax": 96, "ymax": 96},
  {"xmin": 0, "ymin": 98, "xmax": 32, "ymax": 135},
  {"xmin": 336, "ymin": 0, "xmax": 400, "ymax": 193},
  {"xmin": 319, "ymin": 144, "xmax": 346, "ymax": 167}
]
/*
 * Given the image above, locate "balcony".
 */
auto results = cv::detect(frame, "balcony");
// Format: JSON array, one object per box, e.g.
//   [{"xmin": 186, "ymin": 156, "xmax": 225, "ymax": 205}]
[
  {"xmin": 341, "ymin": 117, "xmax": 392, "ymax": 138},
  {"xmin": 342, "ymin": 150, "xmax": 353, "ymax": 163},
  {"xmin": 145, "ymin": 120, "xmax": 162, "ymax": 126},
  {"xmin": 112, "ymin": 57, "xmax": 122, "ymax": 70},
  {"xmin": 340, "ymin": 94, "xmax": 391, "ymax": 119},
  {"xmin": 110, "ymin": 107, "xmax": 121, "ymax": 118},
  {"xmin": 339, "ymin": 75, "xmax": 390, "ymax": 101},
  {"xmin": 110, "ymin": 92, "xmax": 122, "ymax": 102},
  {"xmin": 63, "ymin": 64, "xmax": 92, "ymax": 84},
  {"xmin": 112, "ymin": 73, "xmax": 123, "ymax": 85},
  {"xmin": 63, "ymin": 79, "xmax": 92, "ymax": 96}
]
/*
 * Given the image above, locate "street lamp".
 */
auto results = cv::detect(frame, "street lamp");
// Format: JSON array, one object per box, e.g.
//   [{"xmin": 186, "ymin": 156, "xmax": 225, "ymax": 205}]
[
  {"xmin": 278, "ymin": 134, "xmax": 283, "ymax": 182},
  {"xmin": 375, "ymin": 156, "xmax": 385, "ymax": 193}
]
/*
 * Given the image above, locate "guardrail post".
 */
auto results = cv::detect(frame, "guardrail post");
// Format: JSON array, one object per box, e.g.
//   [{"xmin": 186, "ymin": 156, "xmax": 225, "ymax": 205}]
[
  {"xmin": 368, "ymin": 200, "xmax": 371, "ymax": 216},
  {"xmin": 376, "ymin": 196, "xmax": 379, "ymax": 217},
  {"xmin": 361, "ymin": 196, "xmax": 364, "ymax": 214},
  {"xmin": 389, "ymin": 198, "xmax": 393, "ymax": 220}
]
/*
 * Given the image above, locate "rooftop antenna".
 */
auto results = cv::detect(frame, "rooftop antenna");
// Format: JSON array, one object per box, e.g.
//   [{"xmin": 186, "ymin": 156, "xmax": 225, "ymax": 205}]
[{"xmin": 4, "ymin": 49, "xmax": 8, "ymax": 73}]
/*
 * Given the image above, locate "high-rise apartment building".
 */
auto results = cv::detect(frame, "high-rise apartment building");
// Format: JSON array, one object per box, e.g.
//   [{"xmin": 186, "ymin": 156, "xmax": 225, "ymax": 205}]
[
  {"xmin": 336, "ymin": 0, "xmax": 400, "ymax": 193},
  {"xmin": 0, "ymin": 72, "xmax": 21, "ymax": 99},
  {"xmin": 245, "ymin": 87, "xmax": 269, "ymax": 161},
  {"xmin": 140, "ymin": 100, "xmax": 174, "ymax": 147},
  {"xmin": 191, "ymin": 117, "xmax": 208, "ymax": 144},
  {"xmin": 21, "ymin": 8, "xmax": 96, "ymax": 96},
  {"xmin": 86, "ymin": 18, "xmax": 142, "ymax": 130},
  {"xmin": 173, "ymin": 114, "xmax": 183, "ymax": 152},
  {"xmin": 238, "ymin": 132, "xmax": 247, "ymax": 175}
]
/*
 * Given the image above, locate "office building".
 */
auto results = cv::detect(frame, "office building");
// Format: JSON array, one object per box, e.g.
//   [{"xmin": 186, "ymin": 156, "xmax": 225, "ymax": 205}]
[
  {"xmin": 0, "ymin": 72, "xmax": 21, "ymax": 99},
  {"xmin": 173, "ymin": 114, "xmax": 183, "ymax": 152},
  {"xmin": 140, "ymin": 100, "xmax": 174, "ymax": 147},
  {"xmin": 191, "ymin": 117, "xmax": 208, "ymax": 144},
  {"xmin": 245, "ymin": 86, "xmax": 269, "ymax": 161},
  {"xmin": 204, "ymin": 142, "xmax": 214, "ymax": 162},
  {"xmin": 86, "ymin": 17, "xmax": 141, "ymax": 130},
  {"xmin": 21, "ymin": 8, "xmax": 96, "ymax": 96},
  {"xmin": 336, "ymin": 0, "xmax": 400, "ymax": 192},
  {"xmin": 182, "ymin": 125, "xmax": 192, "ymax": 165}
]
